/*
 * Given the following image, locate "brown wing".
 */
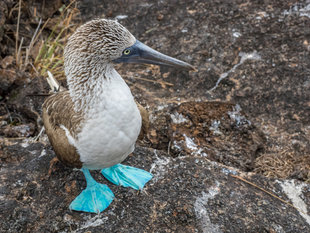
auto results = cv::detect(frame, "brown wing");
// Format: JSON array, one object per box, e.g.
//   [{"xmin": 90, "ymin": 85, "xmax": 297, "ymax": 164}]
[
  {"xmin": 42, "ymin": 91, "xmax": 83, "ymax": 168},
  {"xmin": 136, "ymin": 102, "xmax": 149, "ymax": 140}
]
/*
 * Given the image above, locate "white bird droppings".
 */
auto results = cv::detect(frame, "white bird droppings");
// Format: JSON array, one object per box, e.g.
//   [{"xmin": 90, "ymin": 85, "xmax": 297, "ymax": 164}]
[
  {"xmin": 283, "ymin": 3, "xmax": 310, "ymax": 18},
  {"xmin": 150, "ymin": 150, "xmax": 171, "ymax": 183},
  {"xmin": 210, "ymin": 51, "xmax": 261, "ymax": 91},
  {"xmin": 194, "ymin": 183, "xmax": 223, "ymax": 233},
  {"xmin": 170, "ymin": 112, "xmax": 189, "ymax": 124},
  {"xmin": 39, "ymin": 149, "xmax": 46, "ymax": 158},
  {"xmin": 183, "ymin": 134, "xmax": 207, "ymax": 156},
  {"xmin": 232, "ymin": 31, "xmax": 241, "ymax": 38},
  {"xmin": 280, "ymin": 180, "xmax": 310, "ymax": 226},
  {"xmin": 183, "ymin": 134, "xmax": 198, "ymax": 151},
  {"xmin": 209, "ymin": 120, "xmax": 222, "ymax": 135},
  {"xmin": 77, "ymin": 215, "xmax": 108, "ymax": 232},
  {"xmin": 115, "ymin": 15, "xmax": 128, "ymax": 20},
  {"xmin": 228, "ymin": 104, "xmax": 251, "ymax": 126},
  {"xmin": 21, "ymin": 142, "xmax": 30, "ymax": 148}
]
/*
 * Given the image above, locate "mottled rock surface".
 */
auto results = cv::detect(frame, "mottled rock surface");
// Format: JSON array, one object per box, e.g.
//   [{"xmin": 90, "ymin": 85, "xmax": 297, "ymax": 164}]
[
  {"xmin": 0, "ymin": 0, "xmax": 310, "ymax": 232},
  {"xmin": 147, "ymin": 101, "xmax": 265, "ymax": 171},
  {"xmin": 1, "ymin": 141, "xmax": 310, "ymax": 232}
]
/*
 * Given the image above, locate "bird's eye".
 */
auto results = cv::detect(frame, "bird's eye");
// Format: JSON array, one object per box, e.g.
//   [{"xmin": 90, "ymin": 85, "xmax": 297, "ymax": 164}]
[{"xmin": 123, "ymin": 49, "xmax": 131, "ymax": 55}]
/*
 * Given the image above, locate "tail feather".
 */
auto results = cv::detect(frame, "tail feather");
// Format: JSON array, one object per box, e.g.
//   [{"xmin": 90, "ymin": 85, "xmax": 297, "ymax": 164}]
[{"xmin": 46, "ymin": 71, "xmax": 61, "ymax": 92}]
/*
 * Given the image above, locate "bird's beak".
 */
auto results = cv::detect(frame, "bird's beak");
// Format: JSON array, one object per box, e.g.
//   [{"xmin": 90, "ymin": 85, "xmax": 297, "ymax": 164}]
[{"xmin": 113, "ymin": 40, "xmax": 196, "ymax": 71}]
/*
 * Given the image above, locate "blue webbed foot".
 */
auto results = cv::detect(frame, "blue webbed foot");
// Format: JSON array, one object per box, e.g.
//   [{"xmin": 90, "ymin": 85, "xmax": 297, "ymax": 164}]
[
  {"xmin": 69, "ymin": 168, "xmax": 114, "ymax": 213},
  {"xmin": 101, "ymin": 164, "xmax": 152, "ymax": 190}
]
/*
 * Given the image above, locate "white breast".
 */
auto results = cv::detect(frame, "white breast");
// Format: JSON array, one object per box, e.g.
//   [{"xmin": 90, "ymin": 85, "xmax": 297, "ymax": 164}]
[{"xmin": 75, "ymin": 69, "xmax": 141, "ymax": 170}]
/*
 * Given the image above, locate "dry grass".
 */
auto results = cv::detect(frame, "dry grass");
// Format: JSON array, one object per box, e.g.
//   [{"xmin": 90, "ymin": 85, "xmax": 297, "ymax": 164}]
[
  {"xmin": 14, "ymin": 0, "xmax": 80, "ymax": 79},
  {"xmin": 255, "ymin": 150, "xmax": 310, "ymax": 182},
  {"xmin": 253, "ymin": 122, "xmax": 310, "ymax": 182},
  {"xmin": 34, "ymin": 2, "xmax": 80, "ymax": 80},
  {"xmin": 255, "ymin": 147, "xmax": 295, "ymax": 178},
  {"xmin": 14, "ymin": 0, "xmax": 22, "ymax": 67}
]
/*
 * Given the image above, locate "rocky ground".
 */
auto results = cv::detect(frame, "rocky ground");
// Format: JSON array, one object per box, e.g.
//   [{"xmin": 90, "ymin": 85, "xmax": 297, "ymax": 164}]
[{"xmin": 0, "ymin": 0, "xmax": 310, "ymax": 232}]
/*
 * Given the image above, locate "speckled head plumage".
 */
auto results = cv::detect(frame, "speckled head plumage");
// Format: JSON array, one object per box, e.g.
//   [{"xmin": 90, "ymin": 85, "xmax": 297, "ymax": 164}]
[
  {"xmin": 63, "ymin": 19, "xmax": 137, "ymax": 111},
  {"xmin": 64, "ymin": 19, "xmax": 136, "ymax": 65}
]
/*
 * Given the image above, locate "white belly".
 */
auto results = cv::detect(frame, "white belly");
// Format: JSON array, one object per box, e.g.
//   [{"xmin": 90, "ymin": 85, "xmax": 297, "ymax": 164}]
[{"xmin": 76, "ymin": 75, "xmax": 141, "ymax": 170}]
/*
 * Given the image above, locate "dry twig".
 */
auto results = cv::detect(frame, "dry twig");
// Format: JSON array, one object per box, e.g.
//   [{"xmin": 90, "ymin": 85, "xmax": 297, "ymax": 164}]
[
  {"xmin": 15, "ymin": 0, "xmax": 22, "ymax": 67},
  {"xmin": 230, "ymin": 174, "xmax": 307, "ymax": 215}
]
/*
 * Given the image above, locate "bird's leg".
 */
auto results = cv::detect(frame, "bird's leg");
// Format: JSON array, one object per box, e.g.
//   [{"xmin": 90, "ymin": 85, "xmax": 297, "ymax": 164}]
[
  {"xmin": 69, "ymin": 168, "xmax": 114, "ymax": 213},
  {"xmin": 101, "ymin": 164, "xmax": 152, "ymax": 190}
]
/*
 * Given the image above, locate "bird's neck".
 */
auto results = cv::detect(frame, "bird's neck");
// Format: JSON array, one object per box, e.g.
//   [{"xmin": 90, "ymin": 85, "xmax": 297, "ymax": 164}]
[{"xmin": 66, "ymin": 63, "xmax": 120, "ymax": 112}]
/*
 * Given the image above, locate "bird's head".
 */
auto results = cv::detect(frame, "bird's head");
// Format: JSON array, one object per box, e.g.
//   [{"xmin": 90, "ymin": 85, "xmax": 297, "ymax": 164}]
[{"xmin": 65, "ymin": 19, "xmax": 195, "ymax": 72}]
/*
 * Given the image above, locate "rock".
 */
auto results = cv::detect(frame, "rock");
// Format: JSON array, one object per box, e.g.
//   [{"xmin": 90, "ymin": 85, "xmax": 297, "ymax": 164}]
[
  {"xmin": 0, "ymin": 141, "xmax": 309, "ymax": 232},
  {"xmin": 0, "ymin": 0, "xmax": 310, "ymax": 231},
  {"xmin": 0, "ymin": 55, "xmax": 14, "ymax": 69},
  {"xmin": 3, "ymin": 75, "xmax": 50, "ymax": 132},
  {"xmin": 1, "ymin": 123, "xmax": 35, "ymax": 137},
  {"xmin": 0, "ymin": 1, "xmax": 8, "ymax": 43},
  {"xmin": 148, "ymin": 101, "xmax": 265, "ymax": 171},
  {"xmin": 0, "ymin": 2, "xmax": 7, "ymax": 24},
  {"xmin": 27, "ymin": 0, "xmax": 63, "ymax": 20},
  {"xmin": 0, "ymin": 68, "xmax": 17, "ymax": 94}
]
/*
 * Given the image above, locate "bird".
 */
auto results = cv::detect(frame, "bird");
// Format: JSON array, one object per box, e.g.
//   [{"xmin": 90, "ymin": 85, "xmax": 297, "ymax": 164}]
[{"xmin": 42, "ymin": 18, "xmax": 195, "ymax": 213}]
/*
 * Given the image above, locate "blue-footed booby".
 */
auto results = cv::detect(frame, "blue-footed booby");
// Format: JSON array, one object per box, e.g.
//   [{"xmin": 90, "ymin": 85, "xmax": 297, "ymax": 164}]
[{"xmin": 42, "ymin": 19, "xmax": 195, "ymax": 213}]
